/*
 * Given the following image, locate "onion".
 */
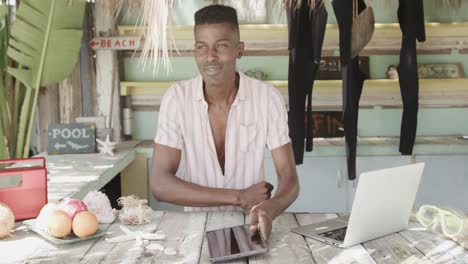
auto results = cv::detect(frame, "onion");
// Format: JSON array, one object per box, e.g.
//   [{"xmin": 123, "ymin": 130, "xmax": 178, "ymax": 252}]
[
  {"xmin": 0, "ymin": 202, "xmax": 15, "ymax": 239},
  {"xmin": 59, "ymin": 199, "xmax": 87, "ymax": 220}
]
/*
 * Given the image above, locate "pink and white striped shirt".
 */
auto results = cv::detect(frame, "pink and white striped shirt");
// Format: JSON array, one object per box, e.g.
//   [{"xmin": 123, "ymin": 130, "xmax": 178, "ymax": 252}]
[{"xmin": 154, "ymin": 72, "xmax": 290, "ymax": 211}]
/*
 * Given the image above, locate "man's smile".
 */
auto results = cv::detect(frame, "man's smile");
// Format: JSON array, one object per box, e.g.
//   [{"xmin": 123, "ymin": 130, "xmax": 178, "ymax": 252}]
[{"xmin": 204, "ymin": 64, "xmax": 222, "ymax": 75}]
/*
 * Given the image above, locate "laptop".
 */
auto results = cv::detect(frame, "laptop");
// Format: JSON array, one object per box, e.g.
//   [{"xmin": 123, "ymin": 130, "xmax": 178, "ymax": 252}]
[{"xmin": 291, "ymin": 163, "xmax": 425, "ymax": 248}]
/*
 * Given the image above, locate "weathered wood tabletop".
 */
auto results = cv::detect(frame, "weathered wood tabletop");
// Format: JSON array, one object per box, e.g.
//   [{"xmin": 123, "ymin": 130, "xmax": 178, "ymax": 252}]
[
  {"xmin": 35, "ymin": 141, "xmax": 137, "ymax": 201},
  {"xmin": 2, "ymin": 211, "xmax": 468, "ymax": 264}
]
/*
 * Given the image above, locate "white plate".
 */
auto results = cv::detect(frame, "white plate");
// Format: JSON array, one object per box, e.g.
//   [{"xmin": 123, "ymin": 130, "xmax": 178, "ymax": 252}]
[{"xmin": 23, "ymin": 219, "xmax": 106, "ymax": 245}]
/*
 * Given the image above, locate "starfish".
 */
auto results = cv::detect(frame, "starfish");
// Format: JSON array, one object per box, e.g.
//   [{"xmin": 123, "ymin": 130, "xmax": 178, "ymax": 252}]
[
  {"xmin": 96, "ymin": 134, "xmax": 117, "ymax": 156},
  {"xmin": 106, "ymin": 225, "xmax": 166, "ymax": 245}
]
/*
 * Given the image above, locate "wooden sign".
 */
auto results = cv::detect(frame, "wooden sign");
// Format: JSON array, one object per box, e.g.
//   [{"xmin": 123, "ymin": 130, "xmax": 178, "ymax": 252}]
[
  {"xmin": 387, "ymin": 63, "xmax": 465, "ymax": 79},
  {"xmin": 47, "ymin": 124, "xmax": 96, "ymax": 155},
  {"xmin": 311, "ymin": 111, "xmax": 344, "ymax": 138},
  {"xmin": 418, "ymin": 63, "xmax": 464, "ymax": 78},
  {"xmin": 305, "ymin": 111, "xmax": 344, "ymax": 138},
  {"xmin": 318, "ymin": 56, "xmax": 370, "ymax": 80},
  {"xmin": 89, "ymin": 36, "xmax": 140, "ymax": 50}
]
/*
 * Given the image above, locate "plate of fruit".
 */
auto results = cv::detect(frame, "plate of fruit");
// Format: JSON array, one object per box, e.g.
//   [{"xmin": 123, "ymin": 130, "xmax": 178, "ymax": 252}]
[{"xmin": 24, "ymin": 198, "xmax": 106, "ymax": 245}]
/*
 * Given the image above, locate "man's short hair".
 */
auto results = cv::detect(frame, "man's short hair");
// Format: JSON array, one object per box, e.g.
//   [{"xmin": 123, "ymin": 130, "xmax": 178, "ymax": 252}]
[{"xmin": 194, "ymin": 5, "xmax": 239, "ymax": 31}]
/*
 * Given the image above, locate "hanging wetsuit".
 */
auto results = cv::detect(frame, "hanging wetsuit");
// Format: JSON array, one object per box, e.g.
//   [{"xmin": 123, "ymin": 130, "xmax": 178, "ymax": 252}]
[
  {"xmin": 287, "ymin": 0, "xmax": 328, "ymax": 165},
  {"xmin": 332, "ymin": 0, "xmax": 367, "ymax": 180},
  {"xmin": 397, "ymin": 0, "xmax": 425, "ymax": 155}
]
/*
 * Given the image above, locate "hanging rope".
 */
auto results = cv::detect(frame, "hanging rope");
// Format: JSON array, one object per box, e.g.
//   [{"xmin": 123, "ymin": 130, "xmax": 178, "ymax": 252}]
[{"xmin": 138, "ymin": 0, "xmax": 179, "ymax": 75}]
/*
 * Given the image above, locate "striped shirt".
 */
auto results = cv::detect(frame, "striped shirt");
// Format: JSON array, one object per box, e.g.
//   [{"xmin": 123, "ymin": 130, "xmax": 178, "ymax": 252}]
[{"xmin": 154, "ymin": 72, "xmax": 290, "ymax": 211}]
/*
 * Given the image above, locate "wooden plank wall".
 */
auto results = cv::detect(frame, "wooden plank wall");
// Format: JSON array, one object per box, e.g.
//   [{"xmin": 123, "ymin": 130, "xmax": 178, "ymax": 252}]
[
  {"xmin": 37, "ymin": 3, "xmax": 95, "ymax": 152},
  {"xmin": 37, "ymin": 2, "xmax": 124, "ymax": 151},
  {"xmin": 94, "ymin": 1, "xmax": 122, "ymax": 142},
  {"xmin": 59, "ymin": 61, "xmax": 83, "ymax": 124}
]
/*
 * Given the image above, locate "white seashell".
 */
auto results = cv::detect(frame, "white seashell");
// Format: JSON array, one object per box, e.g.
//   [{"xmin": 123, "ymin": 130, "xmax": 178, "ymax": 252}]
[
  {"xmin": 106, "ymin": 235, "xmax": 135, "ymax": 243},
  {"xmin": 146, "ymin": 243, "xmax": 165, "ymax": 251},
  {"xmin": 120, "ymin": 225, "xmax": 133, "ymax": 235},
  {"xmin": 164, "ymin": 248, "xmax": 177, "ymax": 256},
  {"xmin": 142, "ymin": 232, "xmax": 166, "ymax": 240}
]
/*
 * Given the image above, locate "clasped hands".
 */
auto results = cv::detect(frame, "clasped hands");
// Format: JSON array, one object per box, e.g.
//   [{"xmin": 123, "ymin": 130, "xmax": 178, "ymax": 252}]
[{"xmin": 238, "ymin": 181, "xmax": 275, "ymax": 241}]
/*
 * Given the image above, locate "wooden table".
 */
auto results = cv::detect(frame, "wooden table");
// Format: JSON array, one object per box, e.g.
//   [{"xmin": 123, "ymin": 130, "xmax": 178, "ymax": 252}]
[
  {"xmin": 2, "ymin": 212, "xmax": 468, "ymax": 263},
  {"xmin": 36, "ymin": 141, "xmax": 137, "ymax": 201}
]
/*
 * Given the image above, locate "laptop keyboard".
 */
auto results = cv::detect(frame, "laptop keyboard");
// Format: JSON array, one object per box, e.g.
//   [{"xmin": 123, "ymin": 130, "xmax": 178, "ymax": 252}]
[{"xmin": 319, "ymin": 227, "xmax": 347, "ymax": 242}]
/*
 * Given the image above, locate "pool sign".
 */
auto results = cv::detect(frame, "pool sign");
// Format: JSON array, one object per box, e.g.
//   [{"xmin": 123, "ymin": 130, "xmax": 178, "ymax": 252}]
[
  {"xmin": 47, "ymin": 123, "xmax": 96, "ymax": 155},
  {"xmin": 89, "ymin": 36, "xmax": 140, "ymax": 50}
]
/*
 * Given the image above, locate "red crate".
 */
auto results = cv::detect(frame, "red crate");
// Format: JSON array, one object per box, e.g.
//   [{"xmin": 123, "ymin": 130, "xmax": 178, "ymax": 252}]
[{"xmin": 0, "ymin": 158, "xmax": 48, "ymax": 221}]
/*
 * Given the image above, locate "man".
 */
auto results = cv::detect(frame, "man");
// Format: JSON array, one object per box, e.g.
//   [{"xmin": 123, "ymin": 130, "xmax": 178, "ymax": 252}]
[{"xmin": 151, "ymin": 5, "xmax": 299, "ymax": 240}]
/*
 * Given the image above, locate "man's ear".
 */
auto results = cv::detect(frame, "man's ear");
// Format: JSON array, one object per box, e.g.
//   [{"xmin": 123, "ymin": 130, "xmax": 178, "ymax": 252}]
[{"xmin": 238, "ymin": 41, "xmax": 245, "ymax": 58}]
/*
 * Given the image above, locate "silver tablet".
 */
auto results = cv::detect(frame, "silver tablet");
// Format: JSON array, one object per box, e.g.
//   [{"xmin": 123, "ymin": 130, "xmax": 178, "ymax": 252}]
[{"xmin": 206, "ymin": 224, "xmax": 268, "ymax": 263}]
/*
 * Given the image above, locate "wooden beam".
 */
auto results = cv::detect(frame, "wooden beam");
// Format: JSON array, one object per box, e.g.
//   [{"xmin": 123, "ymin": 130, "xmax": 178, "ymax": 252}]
[
  {"xmin": 131, "ymin": 105, "xmax": 160, "ymax": 112},
  {"xmin": 94, "ymin": 2, "xmax": 122, "ymax": 142},
  {"xmin": 122, "ymin": 78, "xmax": 468, "ymax": 110},
  {"xmin": 119, "ymin": 23, "xmax": 468, "ymax": 40},
  {"xmin": 120, "ymin": 82, "xmax": 172, "ymax": 96},
  {"xmin": 123, "ymin": 49, "xmax": 337, "ymax": 57},
  {"xmin": 118, "ymin": 23, "xmax": 468, "ymax": 56},
  {"xmin": 360, "ymin": 47, "xmax": 453, "ymax": 56}
]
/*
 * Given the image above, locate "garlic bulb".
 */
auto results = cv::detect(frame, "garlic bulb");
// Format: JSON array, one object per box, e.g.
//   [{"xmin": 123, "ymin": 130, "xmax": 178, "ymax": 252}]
[
  {"xmin": 36, "ymin": 202, "xmax": 59, "ymax": 231},
  {"xmin": 0, "ymin": 202, "xmax": 15, "ymax": 239},
  {"xmin": 83, "ymin": 191, "xmax": 116, "ymax": 224}
]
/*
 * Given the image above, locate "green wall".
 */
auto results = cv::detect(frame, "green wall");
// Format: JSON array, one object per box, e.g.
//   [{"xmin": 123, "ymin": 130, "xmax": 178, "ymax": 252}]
[
  {"xmin": 124, "ymin": 52, "xmax": 468, "ymax": 81},
  {"xmin": 122, "ymin": 1, "xmax": 468, "ymax": 141},
  {"xmin": 133, "ymin": 108, "xmax": 468, "ymax": 141}
]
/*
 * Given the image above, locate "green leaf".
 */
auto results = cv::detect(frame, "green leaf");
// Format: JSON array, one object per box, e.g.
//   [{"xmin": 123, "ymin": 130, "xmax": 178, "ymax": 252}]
[
  {"xmin": 41, "ymin": 29, "xmax": 83, "ymax": 86},
  {"xmin": 7, "ymin": 0, "xmax": 86, "ymax": 88},
  {"xmin": 0, "ymin": 117, "xmax": 7, "ymax": 160},
  {"xmin": 0, "ymin": 4, "xmax": 7, "ymax": 22},
  {"xmin": 7, "ymin": 67, "xmax": 33, "ymax": 89},
  {"xmin": 7, "ymin": 47, "xmax": 34, "ymax": 67},
  {"xmin": 4, "ymin": 0, "xmax": 86, "ymax": 157}
]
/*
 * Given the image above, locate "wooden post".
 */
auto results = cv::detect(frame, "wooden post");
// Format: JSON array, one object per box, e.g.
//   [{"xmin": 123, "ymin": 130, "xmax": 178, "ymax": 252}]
[
  {"xmin": 59, "ymin": 62, "xmax": 83, "ymax": 124},
  {"xmin": 94, "ymin": 2, "xmax": 122, "ymax": 142},
  {"xmin": 38, "ymin": 85, "xmax": 59, "ymax": 152},
  {"xmin": 80, "ymin": 2, "xmax": 97, "ymax": 117}
]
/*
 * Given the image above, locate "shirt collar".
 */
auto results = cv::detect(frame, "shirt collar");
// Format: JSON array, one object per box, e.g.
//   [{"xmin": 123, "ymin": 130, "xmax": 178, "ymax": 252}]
[
  {"xmin": 194, "ymin": 71, "xmax": 247, "ymax": 103},
  {"xmin": 194, "ymin": 75, "xmax": 204, "ymax": 101}
]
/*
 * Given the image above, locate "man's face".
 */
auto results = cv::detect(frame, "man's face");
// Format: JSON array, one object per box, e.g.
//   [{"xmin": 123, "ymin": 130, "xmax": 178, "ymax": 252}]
[{"xmin": 194, "ymin": 23, "xmax": 244, "ymax": 86}]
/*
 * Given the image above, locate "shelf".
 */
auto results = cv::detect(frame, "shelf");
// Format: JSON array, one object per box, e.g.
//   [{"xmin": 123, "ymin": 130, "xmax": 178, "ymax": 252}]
[
  {"xmin": 134, "ymin": 136, "xmax": 468, "ymax": 157},
  {"xmin": 120, "ymin": 78, "xmax": 468, "ymax": 111},
  {"xmin": 118, "ymin": 22, "xmax": 468, "ymax": 56}
]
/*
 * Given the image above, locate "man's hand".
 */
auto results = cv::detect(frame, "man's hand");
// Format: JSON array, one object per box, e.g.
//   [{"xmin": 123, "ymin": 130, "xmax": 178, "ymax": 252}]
[
  {"xmin": 246, "ymin": 144, "xmax": 299, "ymax": 240},
  {"xmin": 249, "ymin": 202, "xmax": 274, "ymax": 240},
  {"xmin": 238, "ymin": 181, "xmax": 274, "ymax": 210}
]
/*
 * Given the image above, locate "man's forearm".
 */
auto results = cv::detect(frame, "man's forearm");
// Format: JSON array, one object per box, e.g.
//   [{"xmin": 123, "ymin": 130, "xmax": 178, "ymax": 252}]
[
  {"xmin": 152, "ymin": 173, "xmax": 241, "ymax": 207},
  {"xmin": 264, "ymin": 144, "xmax": 300, "ymax": 219},
  {"xmin": 268, "ymin": 177, "xmax": 299, "ymax": 219}
]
